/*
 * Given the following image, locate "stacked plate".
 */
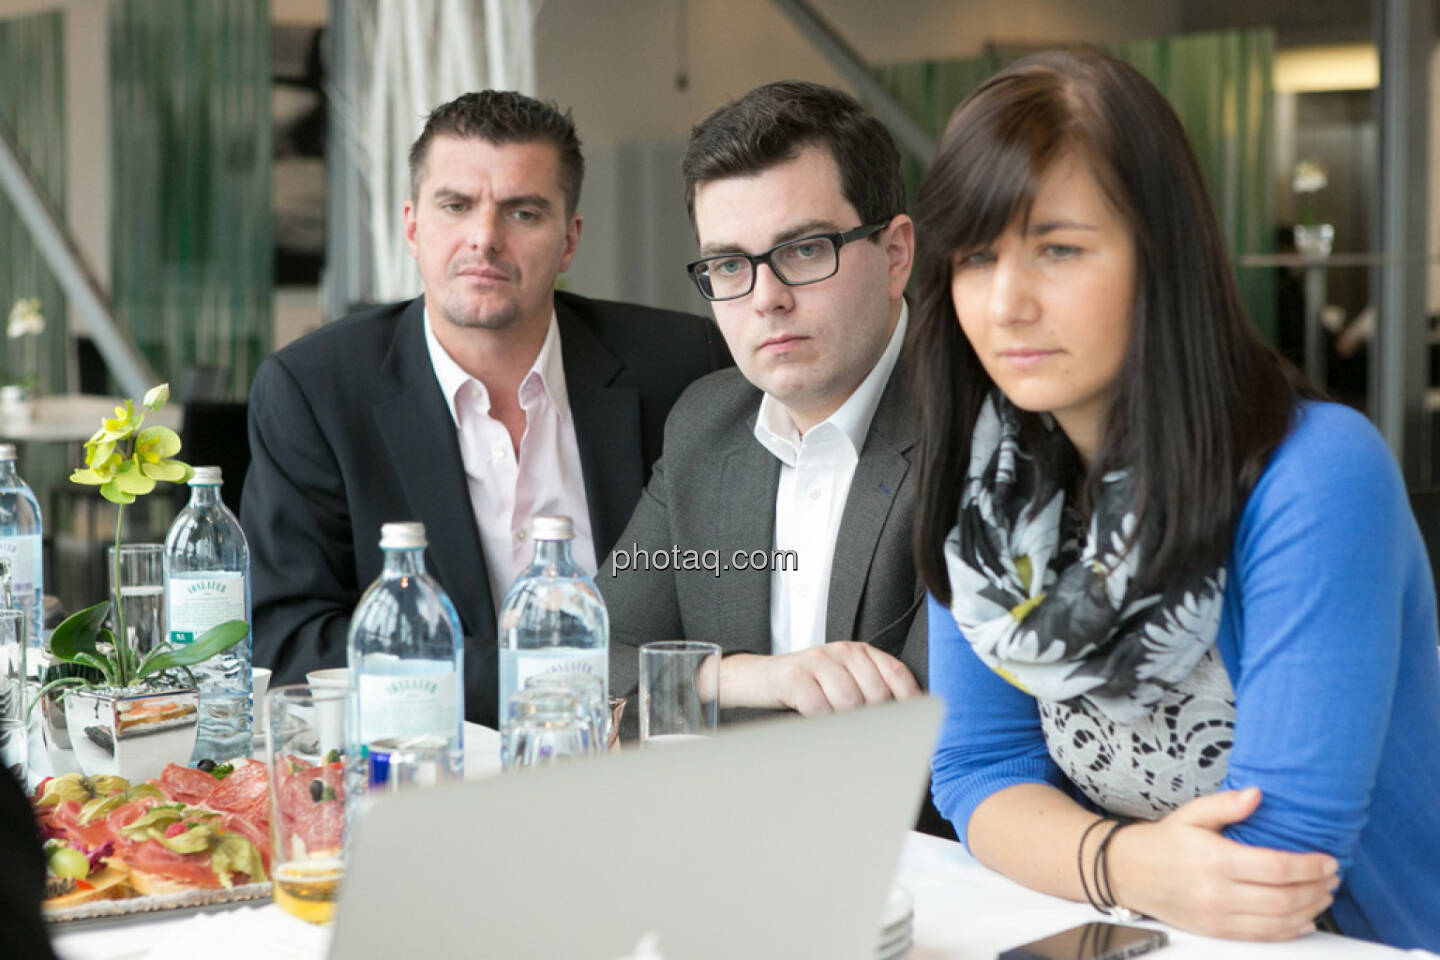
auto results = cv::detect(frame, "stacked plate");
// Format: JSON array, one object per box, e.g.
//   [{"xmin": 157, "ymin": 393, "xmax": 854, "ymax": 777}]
[{"xmin": 874, "ymin": 884, "xmax": 914, "ymax": 959}]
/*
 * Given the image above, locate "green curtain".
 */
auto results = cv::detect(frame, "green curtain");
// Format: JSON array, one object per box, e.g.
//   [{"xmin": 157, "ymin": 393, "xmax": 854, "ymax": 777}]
[
  {"xmin": 0, "ymin": 11, "xmax": 67, "ymax": 395},
  {"xmin": 873, "ymin": 30, "xmax": 1278, "ymax": 344},
  {"xmin": 109, "ymin": 0, "xmax": 272, "ymax": 400}
]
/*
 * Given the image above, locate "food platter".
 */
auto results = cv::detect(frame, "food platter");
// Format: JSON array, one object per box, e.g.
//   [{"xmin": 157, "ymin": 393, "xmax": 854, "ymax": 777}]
[
  {"xmin": 33, "ymin": 761, "xmax": 277, "ymax": 928},
  {"xmin": 43, "ymin": 881, "xmax": 272, "ymax": 927}
]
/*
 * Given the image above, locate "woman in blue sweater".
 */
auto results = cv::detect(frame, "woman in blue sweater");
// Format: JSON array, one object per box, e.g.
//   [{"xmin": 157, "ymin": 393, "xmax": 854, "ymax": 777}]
[{"xmin": 911, "ymin": 48, "xmax": 1440, "ymax": 949}]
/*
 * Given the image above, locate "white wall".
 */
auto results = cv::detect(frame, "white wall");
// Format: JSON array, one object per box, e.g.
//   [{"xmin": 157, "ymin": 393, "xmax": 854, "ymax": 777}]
[{"xmin": 537, "ymin": 0, "xmax": 1184, "ymax": 308}]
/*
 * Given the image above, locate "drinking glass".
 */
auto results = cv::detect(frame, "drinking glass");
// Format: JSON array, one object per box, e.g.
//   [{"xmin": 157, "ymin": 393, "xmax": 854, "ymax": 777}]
[
  {"xmin": 108, "ymin": 544, "xmax": 164, "ymax": 657},
  {"xmin": 503, "ymin": 688, "xmax": 594, "ymax": 769},
  {"xmin": 639, "ymin": 641, "xmax": 720, "ymax": 746},
  {"xmin": 0, "ymin": 610, "xmax": 26, "ymax": 785},
  {"xmin": 524, "ymin": 671, "xmax": 605, "ymax": 751},
  {"xmin": 268, "ymin": 684, "xmax": 350, "ymax": 925}
]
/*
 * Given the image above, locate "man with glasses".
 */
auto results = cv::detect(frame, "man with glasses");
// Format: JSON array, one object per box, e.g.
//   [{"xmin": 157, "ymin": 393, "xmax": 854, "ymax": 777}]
[
  {"xmin": 242, "ymin": 91, "xmax": 727, "ymax": 728},
  {"xmin": 601, "ymin": 81, "xmax": 932, "ymax": 755}
]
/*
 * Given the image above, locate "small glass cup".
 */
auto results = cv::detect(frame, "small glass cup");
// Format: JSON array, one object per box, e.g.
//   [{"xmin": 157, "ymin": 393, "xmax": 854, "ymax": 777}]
[
  {"xmin": 639, "ymin": 641, "xmax": 720, "ymax": 747},
  {"xmin": 503, "ymin": 688, "xmax": 594, "ymax": 770},
  {"xmin": 268, "ymin": 684, "xmax": 350, "ymax": 925},
  {"xmin": 108, "ymin": 543, "xmax": 165, "ymax": 657},
  {"xmin": 0, "ymin": 610, "xmax": 26, "ymax": 786},
  {"xmin": 524, "ymin": 671, "xmax": 606, "ymax": 751}
]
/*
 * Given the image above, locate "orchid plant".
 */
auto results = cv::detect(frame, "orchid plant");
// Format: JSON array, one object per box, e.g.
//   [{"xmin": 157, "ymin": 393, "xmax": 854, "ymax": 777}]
[
  {"xmin": 32, "ymin": 384, "xmax": 249, "ymax": 707},
  {"xmin": 6, "ymin": 297, "xmax": 44, "ymax": 390},
  {"xmin": 1292, "ymin": 158, "xmax": 1329, "ymax": 227}
]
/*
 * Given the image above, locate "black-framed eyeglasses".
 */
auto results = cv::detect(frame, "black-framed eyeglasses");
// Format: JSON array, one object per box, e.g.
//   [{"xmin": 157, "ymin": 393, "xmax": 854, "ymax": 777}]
[{"xmin": 685, "ymin": 222, "xmax": 888, "ymax": 302}]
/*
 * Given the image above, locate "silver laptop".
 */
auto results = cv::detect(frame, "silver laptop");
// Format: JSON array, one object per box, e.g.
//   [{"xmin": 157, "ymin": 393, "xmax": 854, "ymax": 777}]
[{"xmin": 330, "ymin": 696, "xmax": 943, "ymax": 960}]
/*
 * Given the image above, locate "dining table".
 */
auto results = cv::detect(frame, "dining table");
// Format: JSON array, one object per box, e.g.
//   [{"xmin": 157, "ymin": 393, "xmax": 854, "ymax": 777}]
[{"xmin": 39, "ymin": 723, "xmax": 1436, "ymax": 960}]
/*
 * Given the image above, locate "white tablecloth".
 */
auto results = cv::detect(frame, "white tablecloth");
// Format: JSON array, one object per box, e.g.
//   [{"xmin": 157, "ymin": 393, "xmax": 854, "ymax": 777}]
[{"xmin": 48, "ymin": 728, "xmax": 1433, "ymax": 960}]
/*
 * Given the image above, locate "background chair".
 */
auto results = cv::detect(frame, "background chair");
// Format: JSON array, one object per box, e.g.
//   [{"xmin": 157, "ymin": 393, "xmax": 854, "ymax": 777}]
[{"xmin": 177, "ymin": 401, "xmax": 250, "ymax": 515}]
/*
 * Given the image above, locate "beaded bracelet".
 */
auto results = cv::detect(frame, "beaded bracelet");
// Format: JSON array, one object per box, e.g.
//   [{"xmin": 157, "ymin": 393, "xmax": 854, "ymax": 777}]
[{"xmin": 1076, "ymin": 816, "xmax": 1113, "ymax": 914}]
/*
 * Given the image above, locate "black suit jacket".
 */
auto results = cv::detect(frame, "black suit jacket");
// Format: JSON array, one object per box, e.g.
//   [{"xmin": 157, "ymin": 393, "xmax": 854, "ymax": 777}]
[
  {"xmin": 241, "ymin": 291, "xmax": 728, "ymax": 727},
  {"xmin": 0, "ymin": 766, "xmax": 54, "ymax": 959}
]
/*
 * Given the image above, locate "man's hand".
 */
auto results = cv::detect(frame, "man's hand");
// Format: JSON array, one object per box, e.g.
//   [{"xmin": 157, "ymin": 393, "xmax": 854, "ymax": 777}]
[
  {"xmin": 718, "ymin": 642, "xmax": 920, "ymax": 714},
  {"xmin": 1109, "ymin": 787, "xmax": 1339, "ymax": 941}
]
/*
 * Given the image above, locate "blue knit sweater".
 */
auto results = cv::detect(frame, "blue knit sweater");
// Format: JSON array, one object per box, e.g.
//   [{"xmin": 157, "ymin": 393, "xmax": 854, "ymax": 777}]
[{"xmin": 929, "ymin": 402, "xmax": 1440, "ymax": 950}]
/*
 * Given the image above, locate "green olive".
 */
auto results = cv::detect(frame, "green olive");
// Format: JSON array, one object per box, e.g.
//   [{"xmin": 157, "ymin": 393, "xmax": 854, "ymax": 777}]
[{"xmin": 47, "ymin": 846, "xmax": 89, "ymax": 879}]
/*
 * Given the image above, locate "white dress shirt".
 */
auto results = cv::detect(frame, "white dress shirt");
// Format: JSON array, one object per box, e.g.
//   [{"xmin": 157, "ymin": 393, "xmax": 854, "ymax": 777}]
[
  {"xmin": 754, "ymin": 303, "xmax": 908, "ymax": 656},
  {"xmin": 424, "ymin": 310, "xmax": 597, "ymax": 615}
]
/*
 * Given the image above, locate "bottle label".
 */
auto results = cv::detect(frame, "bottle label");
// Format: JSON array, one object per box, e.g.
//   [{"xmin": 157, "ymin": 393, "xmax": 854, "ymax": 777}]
[
  {"xmin": 0, "ymin": 535, "xmax": 38, "ymax": 595},
  {"xmin": 0, "ymin": 534, "xmax": 41, "ymax": 647},
  {"xmin": 358, "ymin": 672, "xmax": 460, "ymax": 742},
  {"xmin": 167, "ymin": 572, "xmax": 246, "ymax": 643},
  {"xmin": 512, "ymin": 649, "xmax": 609, "ymax": 690}
]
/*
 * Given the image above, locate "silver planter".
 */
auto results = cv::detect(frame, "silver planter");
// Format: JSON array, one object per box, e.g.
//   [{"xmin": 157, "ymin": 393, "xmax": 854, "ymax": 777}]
[
  {"xmin": 64, "ymin": 681, "xmax": 199, "ymax": 783},
  {"xmin": 39, "ymin": 681, "xmax": 82, "ymax": 777}
]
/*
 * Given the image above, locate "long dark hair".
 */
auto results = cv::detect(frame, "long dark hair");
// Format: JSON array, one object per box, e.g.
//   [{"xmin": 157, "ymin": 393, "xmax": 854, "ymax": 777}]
[{"xmin": 912, "ymin": 48, "xmax": 1311, "ymax": 604}]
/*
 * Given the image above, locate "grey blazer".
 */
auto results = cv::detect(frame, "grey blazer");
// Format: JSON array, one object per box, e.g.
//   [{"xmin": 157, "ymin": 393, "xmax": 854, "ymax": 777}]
[{"xmin": 598, "ymin": 353, "xmax": 926, "ymax": 709}]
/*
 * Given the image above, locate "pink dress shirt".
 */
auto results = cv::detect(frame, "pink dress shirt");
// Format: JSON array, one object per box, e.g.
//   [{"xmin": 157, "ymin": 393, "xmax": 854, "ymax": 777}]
[{"xmin": 424, "ymin": 310, "xmax": 598, "ymax": 616}]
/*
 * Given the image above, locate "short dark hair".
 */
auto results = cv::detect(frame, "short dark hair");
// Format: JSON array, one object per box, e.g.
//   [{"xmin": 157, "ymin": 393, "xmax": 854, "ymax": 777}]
[
  {"xmin": 408, "ymin": 90, "xmax": 585, "ymax": 215},
  {"xmin": 682, "ymin": 80, "xmax": 905, "ymax": 231},
  {"xmin": 910, "ymin": 48, "xmax": 1312, "ymax": 604}
]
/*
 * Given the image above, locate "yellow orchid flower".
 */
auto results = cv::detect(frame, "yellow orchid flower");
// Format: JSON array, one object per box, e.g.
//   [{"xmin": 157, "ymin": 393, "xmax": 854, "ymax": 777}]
[{"xmin": 135, "ymin": 426, "xmax": 192, "ymax": 483}]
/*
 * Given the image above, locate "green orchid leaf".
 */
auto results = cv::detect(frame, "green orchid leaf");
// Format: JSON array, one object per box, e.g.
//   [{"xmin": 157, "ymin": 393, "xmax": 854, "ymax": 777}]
[
  {"xmin": 138, "ymin": 621, "xmax": 248, "ymax": 676},
  {"xmin": 143, "ymin": 383, "xmax": 170, "ymax": 410},
  {"xmin": 49, "ymin": 602, "xmax": 110, "ymax": 662},
  {"xmin": 25, "ymin": 676, "xmax": 88, "ymax": 718},
  {"xmin": 136, "ymin": 425, "xmax": 181, "ymax": 461},
  {"xmin": 99, "ymin": 626, "xmax": 134, "ymax": 686},
  {"xmin": 70, "ymin": 652, "xmax": 117, "ymax": 685}
]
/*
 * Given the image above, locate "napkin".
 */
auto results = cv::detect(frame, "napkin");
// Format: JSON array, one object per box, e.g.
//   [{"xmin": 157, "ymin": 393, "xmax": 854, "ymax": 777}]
[{"xmin": 143, "ymin": 905, "xmax": 331, "ymax": 960}]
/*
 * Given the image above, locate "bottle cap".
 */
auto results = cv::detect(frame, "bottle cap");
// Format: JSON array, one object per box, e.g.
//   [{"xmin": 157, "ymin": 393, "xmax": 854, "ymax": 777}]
[
  {"xmin": 531, "ymin": 515, "xmax": 574, "ymax": 540},
  {"xmin": 380, "ymin": 521, "xmax": 427, "ymax": 549},
  {"xmin": 0, "ymin": 444, "xmax": 15, "ymax": 461},
  {"xmin": 189, "ymin": 466, "xmax": 222, "ymax": 485}
]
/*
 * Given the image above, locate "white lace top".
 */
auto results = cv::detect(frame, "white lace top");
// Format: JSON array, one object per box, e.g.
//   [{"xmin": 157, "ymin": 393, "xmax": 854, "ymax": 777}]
[{"xmin": 1037, "ymin": 646, "xmax": 1237, "ymax": 819}]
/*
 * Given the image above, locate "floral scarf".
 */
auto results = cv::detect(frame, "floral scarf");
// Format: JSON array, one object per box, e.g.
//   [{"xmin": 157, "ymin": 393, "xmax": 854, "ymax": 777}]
[{"xmin": 943, "ymin": 394, "xmax": 1226, "ymax": 724}]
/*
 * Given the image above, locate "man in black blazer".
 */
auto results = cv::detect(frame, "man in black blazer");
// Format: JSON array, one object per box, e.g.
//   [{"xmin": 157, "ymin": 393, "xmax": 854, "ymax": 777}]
[{"xmin": 242, "ymin": 92, "xmax": 726, "ymax": 728}]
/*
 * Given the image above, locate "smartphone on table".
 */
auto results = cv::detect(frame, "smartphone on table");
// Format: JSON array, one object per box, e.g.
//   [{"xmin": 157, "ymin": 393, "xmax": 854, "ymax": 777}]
[{"xmin": 997, "ymin": 921, "xmax": 1168, "ymax": 960}]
